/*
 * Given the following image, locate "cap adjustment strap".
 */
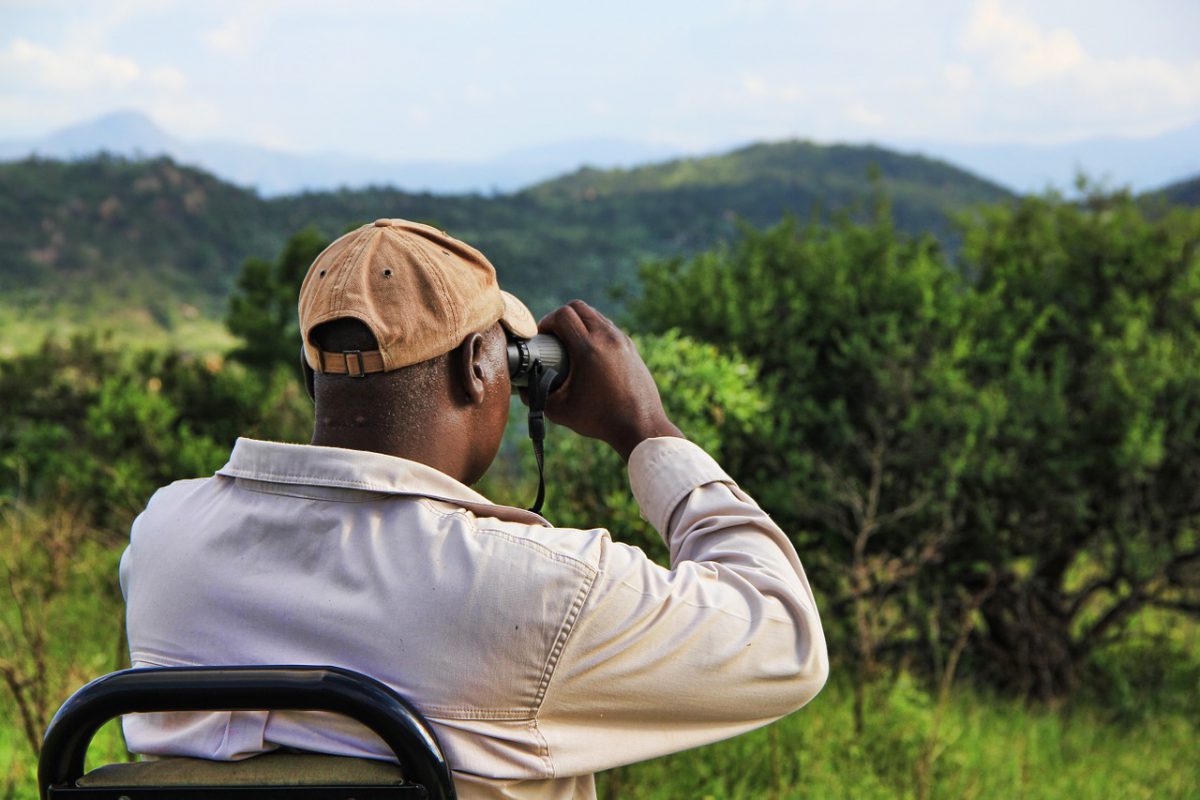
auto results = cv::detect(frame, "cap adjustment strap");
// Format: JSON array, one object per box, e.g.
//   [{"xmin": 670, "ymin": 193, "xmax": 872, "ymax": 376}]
[{"xmin": 315, "ymin": 349, "xmax": 386, "ymax": 376}]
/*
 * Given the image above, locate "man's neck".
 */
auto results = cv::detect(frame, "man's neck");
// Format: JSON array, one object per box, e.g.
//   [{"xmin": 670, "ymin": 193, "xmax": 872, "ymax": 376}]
[{"xmin": 310, "ymin": 425, "xmax": 475, "ymax": 484}]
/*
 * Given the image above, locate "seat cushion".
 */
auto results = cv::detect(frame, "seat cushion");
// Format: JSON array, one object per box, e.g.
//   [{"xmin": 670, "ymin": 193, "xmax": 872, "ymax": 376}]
[{"xmin": 77, "ymin": 752, "xmax": 407, "ymax": 787}]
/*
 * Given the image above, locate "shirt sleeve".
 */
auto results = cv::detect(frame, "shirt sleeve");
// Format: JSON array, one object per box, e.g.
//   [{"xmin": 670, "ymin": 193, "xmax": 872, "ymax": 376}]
[{"xmin": 534, "ymin": 437, "xmax": 828, "ymax": 777}]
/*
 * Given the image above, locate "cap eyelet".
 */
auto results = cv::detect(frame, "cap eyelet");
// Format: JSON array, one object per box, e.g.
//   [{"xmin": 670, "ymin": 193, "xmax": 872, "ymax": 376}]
[
  {"xmin": 383, "ymin": 269, "xmax": 392, "ymax": 277},
  {"xmin": 319, "ymin": 270, "xmax": 326, "ymax": 277}
]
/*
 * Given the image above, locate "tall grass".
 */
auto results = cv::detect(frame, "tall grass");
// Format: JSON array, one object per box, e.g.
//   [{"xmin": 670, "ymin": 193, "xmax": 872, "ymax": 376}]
[{"xmin": 595, "ymin": 669, "xmax": 1198, "ymax": 799}]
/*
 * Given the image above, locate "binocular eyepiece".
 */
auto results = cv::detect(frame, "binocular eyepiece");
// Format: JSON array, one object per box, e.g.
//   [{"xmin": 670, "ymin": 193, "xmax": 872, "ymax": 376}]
[{"xmin": 507, "ymin": 334, "xmax": 568, "ymax": 390}]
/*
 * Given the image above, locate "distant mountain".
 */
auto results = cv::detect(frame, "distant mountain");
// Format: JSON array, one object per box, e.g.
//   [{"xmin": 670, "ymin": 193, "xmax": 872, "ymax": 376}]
[
  {"xmin": 41, "ymin": 110, "xmax": 180, "ymax": 156},
  {"xmin": 0, "ymin": 141, "xmax": 1014, "ymax": 336},
  {"xmin": 1144, "ymin": 173, "xmax": 1200, "ymax": 207},
  {"xmin": 0, "ymin": 110, "xmax": 680, "ymax": 196},
  {"xmin": 0, "ymin": 155, "xmax": 274, "ymax": 315},
  {"xmin": 8, "ymin": 109, "xmax": 1200, "ymax": 199},
  {"xmin": 523, "ymin": 140, "xmax": 1009, "ymax": 236},
  {"xmin": 906, "ymin": 122, "xmax": 1200, "ymax": 195}
]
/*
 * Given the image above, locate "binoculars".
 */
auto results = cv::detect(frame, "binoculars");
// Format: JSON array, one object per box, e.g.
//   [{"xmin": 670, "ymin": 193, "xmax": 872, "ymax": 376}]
[{"xmin": 507, "ymin": 334, "xmax": 569, "ymax": 390}]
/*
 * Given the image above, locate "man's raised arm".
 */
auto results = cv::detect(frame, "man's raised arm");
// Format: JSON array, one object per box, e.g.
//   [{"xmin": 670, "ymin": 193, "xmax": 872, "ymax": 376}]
[{"xmin": 531, "ymin": 301, "xmax": 828, "ymax": 774}]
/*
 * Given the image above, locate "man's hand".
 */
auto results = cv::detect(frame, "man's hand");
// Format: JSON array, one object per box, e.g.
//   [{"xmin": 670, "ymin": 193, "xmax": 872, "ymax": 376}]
[{"xmin": 537, "ymin": 301, "xmax": 683, "ymax": 461}]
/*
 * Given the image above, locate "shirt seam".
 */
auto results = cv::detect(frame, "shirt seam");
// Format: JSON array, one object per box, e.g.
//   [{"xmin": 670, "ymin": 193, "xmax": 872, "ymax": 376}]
[
  {"xmin": 429, "ymin": 506, "xmax": 598, "ymax": 578},
  {"xmin": 532, "ymin": 565, "xmax": 596, "ymax": 711},
  {"xmin": 422, "ymin": 706, "xmax": 536, "ymax": 721},
  {"xmin": 218, "ymin": 467, "xmax": 493, "ymax": 506},
  {"xmin": 234, "ymin": 479, "xmax": 390, "ymax": 503},
  {"xmin": 530, "ymin": 717, "xmax": 554, "ymax": 778},
  {"xmin": 531, "ymin": 538, "xmax": 610, "ymax": 724}
]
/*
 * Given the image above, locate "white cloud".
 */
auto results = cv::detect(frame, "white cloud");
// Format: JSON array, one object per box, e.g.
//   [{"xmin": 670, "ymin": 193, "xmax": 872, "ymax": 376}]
[
  {"xmin": 962, "ymin": 0, "xmax": 1200, "ymax": 134},
  {"xmin": 149, "ymin": 66, "xmax": 187, "ymax": 92},
  {"xmin": 847, "ymin": 102, "xmax": 884, "ymax": 128},
  {"xmin": 202, "ymin": 14, "xmax": 253, "ymax": 52},
  {"xmin": 0, "ymin": 36, "xmax": 189, "ymax": 95},
  {"xmin": 1, "ymin": 37, "xmax": 141, "ymax": 90},
  {"xmin": 943, "ymin": 63, "xmax": 973, "ymax": 92},
  {"xmin": 966, "ymin": 0, "xmax": 1084, "ymax": 85},
  {"xmin": 740, "ymin": 74, "xmax": 805, "ymax": 104},
  {"xmin": 147, "ymin": 97, "xmax": 221, "ymax": 134},
  {"xmin": 742, "ymin": 74, "xmax": 768, "ymax": 97}
]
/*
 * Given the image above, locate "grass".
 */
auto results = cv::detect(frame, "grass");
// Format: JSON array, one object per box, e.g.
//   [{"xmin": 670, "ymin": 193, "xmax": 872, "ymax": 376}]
[
  {"xmin": 595, "ymin": 670, "xmax": 1198, "ymax": 799},
  {"xmin": 0, "ymin": 300, "xmax": 234, "ymax": 358},
  {"xmin": 1, "ymin": 509, "xmax": 1197, "ymax": 800}
]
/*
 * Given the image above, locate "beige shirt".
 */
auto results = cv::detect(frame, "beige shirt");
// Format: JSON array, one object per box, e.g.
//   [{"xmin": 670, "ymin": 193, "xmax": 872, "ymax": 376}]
[{"xmin": 120, "ymin": 436, "xmax": 828, "ymax": 799}]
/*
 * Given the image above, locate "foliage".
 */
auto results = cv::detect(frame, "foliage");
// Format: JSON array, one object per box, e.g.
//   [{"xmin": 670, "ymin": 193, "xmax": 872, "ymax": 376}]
[
  {"xmin": 953, "ymin": 192, "xmax": 1200, "ymax": 696},
  {"xmin": 631, "ymin": 192, "xmax": 1200, "ymax": 698},
  {"xmin": 226, "ymin": 226, "xmax": 329, "ymax": 372},
  {"xmin": 0, "ymin": 500, "xmax": 129, "ymax": 795},
  {"xmin": 0, "ymin": 154, "xmax": 274, "ymax": 307},
  {"xmin": 633, "ymin": 209, "xmax": 979, "ymax": 715},
  {"xmin": 4, "ymin": 180, "xmax": 1200, "ymax": 793},
  {"xmin": 0, "ymin": 335, "xmax": 312, "ymax": 525},
  {"xmin": 594, "ymin": 659, "xmax": 1200, "ymax": 800},
  {"xmin": 526, "ymin": 140, "xmax": 1010, "ymax": 249},
  {"xmin": 0, "ymin": 500, "xmax": 125, "ymax": 759},
  {"xmin": 0, "ymin": 145, "xmax": 1014, "ymax": 346},
  {"xmin": 1142, "ymin": 173, "xmax": 1200, "ymax": 210}
]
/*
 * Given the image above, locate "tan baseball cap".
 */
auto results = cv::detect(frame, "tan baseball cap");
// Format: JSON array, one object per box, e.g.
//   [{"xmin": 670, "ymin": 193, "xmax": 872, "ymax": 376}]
[{"xmin": 298, "ymin": 219, "xmax": 538, "ymax": 375}]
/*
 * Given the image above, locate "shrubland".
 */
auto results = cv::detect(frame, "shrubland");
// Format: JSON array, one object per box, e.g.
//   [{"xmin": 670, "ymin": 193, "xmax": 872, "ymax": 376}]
[{"xmin": 1, "ymin": 187, "xmax": 1197, "ymax": 797}]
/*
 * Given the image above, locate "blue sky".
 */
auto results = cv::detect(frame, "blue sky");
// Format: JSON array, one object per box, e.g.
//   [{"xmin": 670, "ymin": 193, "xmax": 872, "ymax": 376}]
[{"xmin": 1, "ymin": 0, "xmax": 1198, "ymax": 160}]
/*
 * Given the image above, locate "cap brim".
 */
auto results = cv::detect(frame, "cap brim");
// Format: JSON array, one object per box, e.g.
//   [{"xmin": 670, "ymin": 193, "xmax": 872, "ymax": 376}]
[{"xmin": 499, "ymin": 290, "xmax": 538, "ymax": 339}]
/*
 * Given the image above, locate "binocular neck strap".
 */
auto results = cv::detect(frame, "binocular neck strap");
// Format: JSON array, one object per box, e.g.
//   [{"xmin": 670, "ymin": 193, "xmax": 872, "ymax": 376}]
[{"xmin": 526, "ymin": 360, "xmax": 559, "ymax": 516}]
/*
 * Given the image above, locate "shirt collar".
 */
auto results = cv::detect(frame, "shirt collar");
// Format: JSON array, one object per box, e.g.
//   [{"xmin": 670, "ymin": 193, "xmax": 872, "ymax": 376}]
[{"xmin": 216, "ymin": 437, "xmax": 550, "ymax": 527}]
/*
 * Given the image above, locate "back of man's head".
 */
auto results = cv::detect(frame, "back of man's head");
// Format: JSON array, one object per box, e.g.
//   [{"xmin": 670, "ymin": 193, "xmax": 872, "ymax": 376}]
[
  {"xmin": 297, "ymin": 219, "xmax": 535, "ymax": 379},
  {"xmin": 308, "ymin": 317, "xmax": 448, "ymax": 437},
  {"xmin": 298, "ymin": 220, "xmax": 535, "ymax": 483}
]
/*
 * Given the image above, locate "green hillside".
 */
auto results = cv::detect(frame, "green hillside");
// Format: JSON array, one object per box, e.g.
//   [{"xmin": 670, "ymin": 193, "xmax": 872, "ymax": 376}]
[
  {"xmin": 0, "ymin": 141, "xmax": 1016, "ymax": 347},
  {"xmin": 528, "ymin": 140, "xmax": 1009, "ymax": 228},
  {"xmin": 1148, "ymin": 173, "xmax": 1200, "ymax": 207},
  {"xmin": 0, "ymin": 156, "xmax": 274, "ymax": 308}
]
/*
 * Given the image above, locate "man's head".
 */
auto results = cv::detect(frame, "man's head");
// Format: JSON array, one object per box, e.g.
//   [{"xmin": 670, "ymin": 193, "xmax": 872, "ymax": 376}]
[{"xmin": 297, "ymin": 219, "xmax": 537, "ymax": 484}]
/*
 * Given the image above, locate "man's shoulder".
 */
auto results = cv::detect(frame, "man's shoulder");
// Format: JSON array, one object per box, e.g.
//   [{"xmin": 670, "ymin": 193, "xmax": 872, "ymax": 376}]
[
  {"xmin": 142, "ymin": 476, "xmax": 220, "ymax": 508},
  {"xmin": 421, "ymin": 498, "xmax": 612, "ymax": 576}
]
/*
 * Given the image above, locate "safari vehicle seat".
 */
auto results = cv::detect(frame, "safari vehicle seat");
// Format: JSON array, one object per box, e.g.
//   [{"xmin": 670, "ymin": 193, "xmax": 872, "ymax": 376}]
[{"xmin": 38, "ymin": 665, "xmax": 456, "ymax": 799}]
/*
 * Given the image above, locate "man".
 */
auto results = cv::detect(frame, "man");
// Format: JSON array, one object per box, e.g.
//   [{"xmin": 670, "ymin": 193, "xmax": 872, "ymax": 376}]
[{"xmin": 120, "ymin": 219, "xmax": 828, "ymax": 798}]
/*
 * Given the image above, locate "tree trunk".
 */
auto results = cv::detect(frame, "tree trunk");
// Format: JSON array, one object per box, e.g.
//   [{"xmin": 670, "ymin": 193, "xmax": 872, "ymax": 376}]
[{"xmin": 976, "ymin": 576, "xmax": 1076, "ymax": 700}]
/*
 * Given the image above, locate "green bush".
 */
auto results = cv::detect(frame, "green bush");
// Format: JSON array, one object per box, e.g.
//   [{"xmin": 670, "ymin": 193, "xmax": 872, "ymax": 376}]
[
  {"xmin": 0, "ymin": 335, "xmax": 311, "ymax": 525},
  {"xmin": 631, "ymin": 193, "xmax": 1200, "ymax": 698}
]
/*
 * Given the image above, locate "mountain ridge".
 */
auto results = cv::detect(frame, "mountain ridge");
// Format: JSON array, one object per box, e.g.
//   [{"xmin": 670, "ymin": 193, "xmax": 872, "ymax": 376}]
[
  {"xmin": 5, "ymin": 109, "xmax": 1199, "ymax": 197},
  {"xmin": 0, "ymin": 110, "xmax": 682, "ymax": 196},
  {"xmin": 5, "ymin": 137, "xmax": 1193, "ymax": 352}
]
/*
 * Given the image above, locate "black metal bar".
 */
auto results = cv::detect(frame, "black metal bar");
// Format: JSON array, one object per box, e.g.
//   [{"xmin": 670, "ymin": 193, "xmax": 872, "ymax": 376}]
[
  {"xmin": 39, "ymin": 666, "xmax": 455, "ymax": 800},
  {"xmin": 49, "ymin": 786, "xmax": 425, "ymax": 799}
]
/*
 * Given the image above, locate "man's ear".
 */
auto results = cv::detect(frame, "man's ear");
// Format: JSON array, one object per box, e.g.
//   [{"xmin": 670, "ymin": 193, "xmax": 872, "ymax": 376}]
[
  {"xmin": 456, "ymin": 332, "xmax": 486, "ymax": 405},
  {"xmin": 300, "ymin": 345, "xmax": 315, "ymax": 402}
]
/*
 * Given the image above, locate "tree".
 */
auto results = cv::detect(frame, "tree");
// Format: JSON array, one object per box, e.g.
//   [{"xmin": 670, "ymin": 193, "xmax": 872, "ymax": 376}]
[
  {"xmin": 226, "ymin": 226, "xmax": 329, "ymax": 373},
  {"xmin": 629, "ymin": 193, "xmax": 1200, "ymax": 700},
  {"xmin": 631, "ymin": 211, "xmax": 983, "ymax": 716},
  {"xmin": 953, "ymin": 191, "xmax": 1200, "ymax": 697}
]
